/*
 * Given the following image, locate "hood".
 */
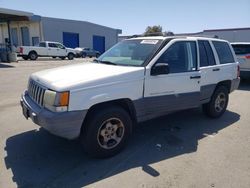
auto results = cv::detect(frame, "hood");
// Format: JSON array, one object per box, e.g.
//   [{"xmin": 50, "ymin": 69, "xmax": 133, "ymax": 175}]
[{"xmin": 31, "ymin": 62, "xmax": 145, "ymax": 91}]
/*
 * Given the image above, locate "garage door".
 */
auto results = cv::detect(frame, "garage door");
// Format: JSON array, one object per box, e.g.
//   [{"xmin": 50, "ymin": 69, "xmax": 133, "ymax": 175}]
[
  {"xmin": 63, "ymin": 32, "xmax": 79, "ymax": 48},
  {"xmin": 93, "ymin": 35, "xmax": 105, "ymax": 53},
  {"xmin": 21, "ymin": 27, "xmax": 30, "ymax": 46}
]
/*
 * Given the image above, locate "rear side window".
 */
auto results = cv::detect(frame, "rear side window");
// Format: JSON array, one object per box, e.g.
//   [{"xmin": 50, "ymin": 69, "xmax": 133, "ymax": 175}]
[
  {"xmin": 198, "ymin": 40, "xmax": 216, "ymax": 67},
  {"xmin": 212, "ymin": 41, "xmax": 234, "ymax": 64},
  {"xmin": 231, "ymin": 44, "xmax": 250, "ymax": 55},
  {"xmin": 39, "ymin": 42, "xmax": 46, "ymax": 47}
]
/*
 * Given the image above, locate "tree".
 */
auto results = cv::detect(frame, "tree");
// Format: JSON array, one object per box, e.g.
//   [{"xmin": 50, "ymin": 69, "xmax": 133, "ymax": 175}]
[
  {"xmin": 144, "ymin": 25, "xmax": 163, "ymax": 36},
  {"xmin": 144, "ymin": 25, "xmax": 174, "ymax": 36}
]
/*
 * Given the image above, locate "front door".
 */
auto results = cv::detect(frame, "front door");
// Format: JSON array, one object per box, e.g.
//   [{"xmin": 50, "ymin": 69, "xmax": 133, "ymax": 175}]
[
  {"xmin": 48, "ymin": 42, "xmax": 59, "ymax": 56},
  {"xmin": 143, "ymin": 40, "xmax": 201, "ymax": 117}
]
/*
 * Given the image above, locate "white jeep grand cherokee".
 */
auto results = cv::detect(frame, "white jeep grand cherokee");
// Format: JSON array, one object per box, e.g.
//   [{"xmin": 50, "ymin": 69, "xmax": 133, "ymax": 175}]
[{"xmin": 20, "ymin": 36, "xmax": 240, "ymax": 158}]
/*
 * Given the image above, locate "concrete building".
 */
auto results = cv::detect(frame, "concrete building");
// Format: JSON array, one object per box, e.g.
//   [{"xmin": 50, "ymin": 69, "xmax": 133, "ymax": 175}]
[{"xmin": 0, "ymin": 8, "xmax": 122, "ymax": 54}]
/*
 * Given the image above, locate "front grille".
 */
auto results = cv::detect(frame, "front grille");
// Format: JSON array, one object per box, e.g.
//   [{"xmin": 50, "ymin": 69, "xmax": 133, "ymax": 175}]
[{"xmin": 28, "ymin": 79, "xmax": 46, "ymax": 106}]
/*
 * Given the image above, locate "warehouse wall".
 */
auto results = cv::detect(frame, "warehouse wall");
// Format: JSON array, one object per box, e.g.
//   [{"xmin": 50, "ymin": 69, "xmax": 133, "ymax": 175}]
[
  {"xmin": 0, "ymin": 21, "xmax": 41, "ymax": 46},
  {"xmin": 203, "ymin": 29, "xmax": 250, "ymax": 42},
  {"xmin": 41, "ymin": 17, "xmax": 120, "ymax": 51}
]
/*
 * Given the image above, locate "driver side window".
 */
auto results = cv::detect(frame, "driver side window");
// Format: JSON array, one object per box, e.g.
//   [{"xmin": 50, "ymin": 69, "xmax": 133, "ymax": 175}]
[{"xmin": 156, "ymin": 41, "xmax": 197, "ymax": 73}]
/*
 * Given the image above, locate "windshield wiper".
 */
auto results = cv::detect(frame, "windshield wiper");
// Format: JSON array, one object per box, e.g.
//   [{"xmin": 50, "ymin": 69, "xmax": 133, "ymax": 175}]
[{"xmin": 93, "ymin": 59, "xmax": 117, "ymax": 65}]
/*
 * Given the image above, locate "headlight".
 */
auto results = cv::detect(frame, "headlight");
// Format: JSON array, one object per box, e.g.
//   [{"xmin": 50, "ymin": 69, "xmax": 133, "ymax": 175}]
[{"xmin": 43, "ymin": 90, "xmax": 69, "ymax": 112}]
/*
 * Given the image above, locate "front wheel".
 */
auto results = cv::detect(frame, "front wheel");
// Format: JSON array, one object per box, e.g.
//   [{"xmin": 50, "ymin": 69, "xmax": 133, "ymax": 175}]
[
  {"xmin": 68, "ymin": 53, "xmax": 74, "ymax": 60},
  {"xmin": 81, "ymin": 106, "xmax": 132, "ymax": 158},
  {"xmin": 203, "ymin": 86, "xmax": 229, "ymax": 118}
]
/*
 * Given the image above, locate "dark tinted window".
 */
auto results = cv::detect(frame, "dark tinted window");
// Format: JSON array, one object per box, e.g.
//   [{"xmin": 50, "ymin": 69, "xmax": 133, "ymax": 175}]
[
  {"xmin": 212, "ymin": 41, "xmax": 234, "ymax": 64},
  {"xmin": 48, "ymin": 43, "xmax": 57, "ymax": 48},
  {"xmin": 231, "ymin": 44, "xmax": 250, "ymax": 55},
  {"xmin": 198, "ymin": 41, "xmax": 208, "ymax": 67},
  {"xmin": 199, "ymin": 40, "xmax": 216, "ymax": 67},
  {"xmin": 39, "ymin": 42, "xmax": 46, "ymax": 47},
  {"xmin": 156, "ymin": 41, "xmax": 197, "ymax": 73}
]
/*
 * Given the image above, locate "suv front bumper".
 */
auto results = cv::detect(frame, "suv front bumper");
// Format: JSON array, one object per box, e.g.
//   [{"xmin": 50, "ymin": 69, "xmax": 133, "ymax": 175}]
[{"xmin": 20, "ymin": 91, "xmax": 87, "ymax": 139}]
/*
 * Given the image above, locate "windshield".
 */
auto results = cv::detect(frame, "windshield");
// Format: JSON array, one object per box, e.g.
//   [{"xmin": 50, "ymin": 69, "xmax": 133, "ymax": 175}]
[{"xmin": 97, "ymin": 39, "xmax": 163, "ymax": 66}]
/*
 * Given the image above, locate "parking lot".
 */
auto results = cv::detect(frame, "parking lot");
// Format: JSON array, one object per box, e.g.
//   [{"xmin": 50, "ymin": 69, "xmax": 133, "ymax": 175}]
[{"xmin": 0, "ymin": 59, "xmax": 250, "ymax": 188}]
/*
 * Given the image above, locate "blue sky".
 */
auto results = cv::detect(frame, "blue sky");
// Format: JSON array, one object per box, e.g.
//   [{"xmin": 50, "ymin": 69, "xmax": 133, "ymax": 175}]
[{"xmin": 0, "ymin": 0, "xmax": 249, "ymax": 35}]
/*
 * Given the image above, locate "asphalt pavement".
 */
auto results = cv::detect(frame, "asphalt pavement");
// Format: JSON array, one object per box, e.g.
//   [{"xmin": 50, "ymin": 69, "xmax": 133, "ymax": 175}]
[{"xmin": 0, "ymin": 59, "xmax": 250, "ymax": 188}]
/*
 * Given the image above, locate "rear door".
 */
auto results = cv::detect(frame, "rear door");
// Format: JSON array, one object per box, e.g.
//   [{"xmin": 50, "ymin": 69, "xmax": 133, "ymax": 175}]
[
  {"xmin": 38, "ymin": 42, "xmax": 48, "ymax": 56},
  {"xmin": 143, "ymin": 40, "xmax": 201, "ymax": 118},
  {"xmin": 198, "ymin": 40, "xmax": 219, "ymax": 101}
]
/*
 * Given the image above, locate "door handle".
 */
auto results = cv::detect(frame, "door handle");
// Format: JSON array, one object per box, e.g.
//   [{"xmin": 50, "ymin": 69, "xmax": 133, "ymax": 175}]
[
  {"xmin": 213, "ymin": 68, "xmax": 220, "ymax": 71},
  {"xmin": 190, "ymin": 75, "xmax": 201, "ymax": 79}
]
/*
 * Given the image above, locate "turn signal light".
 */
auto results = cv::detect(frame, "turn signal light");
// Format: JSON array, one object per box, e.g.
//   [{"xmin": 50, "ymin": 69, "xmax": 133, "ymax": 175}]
[{"xmin": 59, "ymin": 92, "xmax": 69, "ymax": 106}]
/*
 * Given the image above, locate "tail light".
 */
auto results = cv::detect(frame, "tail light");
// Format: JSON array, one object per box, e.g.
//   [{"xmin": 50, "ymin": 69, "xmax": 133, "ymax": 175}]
[
  {"xmin": 237, "ymin": 65, "xmax": 240, "ymax": 78},
  {"xmin": 245, "ymin": 55, "xmax": 250, "ymax": 59},
  {"xmin": 19, "ymin": 47, "xmax": 23, "ymax": 54}
]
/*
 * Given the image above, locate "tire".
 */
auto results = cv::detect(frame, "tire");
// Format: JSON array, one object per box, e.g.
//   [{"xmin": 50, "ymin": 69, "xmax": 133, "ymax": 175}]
[
  {"xmin": 28, "ymin": 51, "xmax": 38, "ymax": 60},
  {"xmin": 81, "ymin": 105, "xmax": 132, "ymax": 158},
  {"xmin": 22, "ymin": 56, "xmax": 29, "ymax": 60},
  {"xmin": 68, "ymin": 53, "xmax": 74, "ymax": 60},
  {"xmin": 60, "ymin": 57, "xmax": 66, "ymax": 60},
  {"xmin": 52, "ymin": 56, "xmax": 56, "ymax": 59},
  {"xmin": 96, "ymin": 53, "xmax": 100, "ymax": 58},
  {"xmin": 203, "ymin": 86, "xmax": 229, "ymax": 118}
]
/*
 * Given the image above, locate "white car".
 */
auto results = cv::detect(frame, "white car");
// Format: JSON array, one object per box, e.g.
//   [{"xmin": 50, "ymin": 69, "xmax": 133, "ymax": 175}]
[
  {"xmin": 17, "ymin": 41, "xmax": 77, "ymax": 60},
  {"xmin": 20, "ymin": 36, "xmax": 240, "ymax": 158},
  {"xmin": 231, "ymin": 42, "xmax": 250, "ymax": 79}
]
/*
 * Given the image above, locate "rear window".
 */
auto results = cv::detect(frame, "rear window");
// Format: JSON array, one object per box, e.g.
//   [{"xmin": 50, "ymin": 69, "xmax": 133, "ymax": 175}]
[
  {"xmin": 231, "ymin": 44, "xmax": 250, "ymax": 55},
  {"xmin": 198, "ymin": 40, "xmax": 216, "ymax": 67},
  {"xmin": 212, "ymin": 41, "xmax": 235, "ymax": 64},
  {"xmin": 39, "ymin": 42, "xmax": 46, "ymax": 47}
]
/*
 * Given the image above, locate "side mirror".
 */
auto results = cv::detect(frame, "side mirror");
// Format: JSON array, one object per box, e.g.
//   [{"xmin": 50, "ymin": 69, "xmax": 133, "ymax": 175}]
[{"xmin": 151, "ymin": 63, "xmax": 170, "ymax": 76}]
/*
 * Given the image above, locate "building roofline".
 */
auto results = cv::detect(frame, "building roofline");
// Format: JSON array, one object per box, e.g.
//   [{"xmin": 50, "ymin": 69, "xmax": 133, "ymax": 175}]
[
  {"xmin": 41, "ymin": 16, "xmax": 122, "ymax": 32},
  {"xmin": 204, "ymin": 27, "xmax": 250, "ymax": 32},
  {"xmin": 0, "ymin": 7, "xmax": 33, "ymax": 17}
]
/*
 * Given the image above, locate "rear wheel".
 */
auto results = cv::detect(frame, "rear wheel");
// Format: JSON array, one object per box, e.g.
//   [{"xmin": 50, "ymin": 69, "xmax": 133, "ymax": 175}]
[
  {"xmin": 203, "ymin": 86, "xmax": 229, "ymax": 118},
  {"xmin": 52, "ymin": 56, "xmax": 56, "ymax": 59},
  {"xmin": 81, "ymin": 106, "xmax": 132, "ymax": 158},
  {"xmin": 28, "ymin": 51, "xmax": 38, "ymax": 60}
]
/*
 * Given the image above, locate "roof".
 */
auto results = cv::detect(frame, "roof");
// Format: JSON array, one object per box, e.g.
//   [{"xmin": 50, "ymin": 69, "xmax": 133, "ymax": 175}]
[{"xmin": 0, "ymin": 7, "xmax": 33, "ymax": 22}]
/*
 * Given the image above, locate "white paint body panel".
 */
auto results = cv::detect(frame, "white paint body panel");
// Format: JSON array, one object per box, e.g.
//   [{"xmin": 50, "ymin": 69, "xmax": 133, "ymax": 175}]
[
  {"xmin": 31, "ymin": 62, "xmax": 145, "ymax": 111},
  {"xmin": 28, "ymin": 37, "xmax": 238, "ymax": 113}
]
